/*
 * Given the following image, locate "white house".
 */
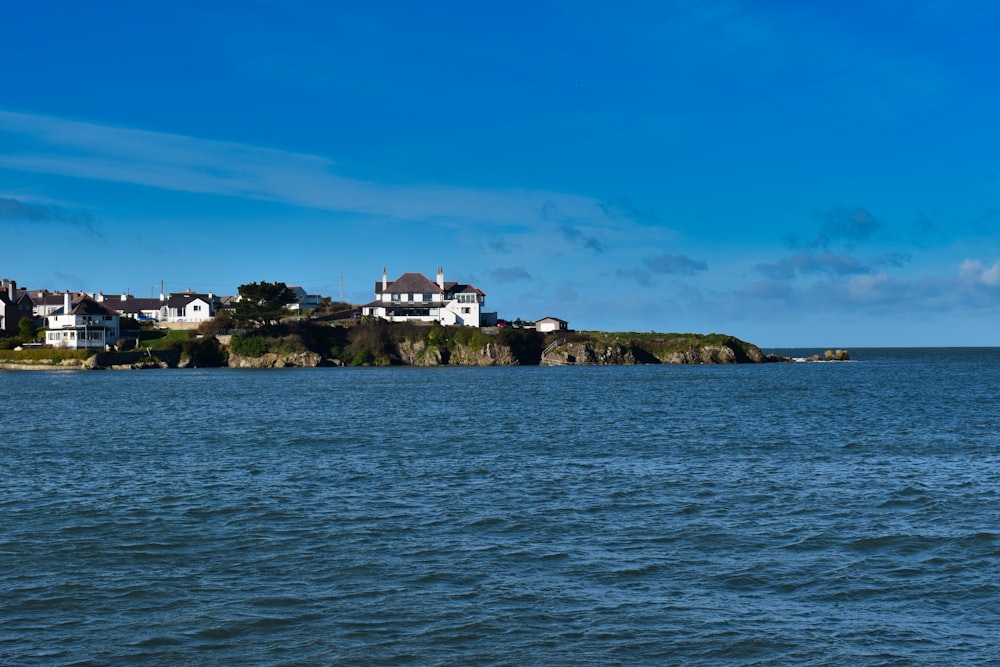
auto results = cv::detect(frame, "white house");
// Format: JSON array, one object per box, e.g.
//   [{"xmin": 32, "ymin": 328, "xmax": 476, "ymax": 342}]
[
  {"xmin": 162, "ymin": 291, "xmax": 218, "ymax": 323},
  {"xmin": 362, "ymin": 267, "xmax": 497, "ymax": 327},
  {"xmin": 44, "ymin": 293, "xmax": 120, "ymax": 349},
  {"xmin": 535, "ymin": 316, "xmax": 569, "ymax": 333}
]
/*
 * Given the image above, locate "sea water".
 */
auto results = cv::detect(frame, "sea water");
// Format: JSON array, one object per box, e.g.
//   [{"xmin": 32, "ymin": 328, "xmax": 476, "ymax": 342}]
[{"xmin": 2, "ymin": 348, "xmax": 1000, "ymax": 665}]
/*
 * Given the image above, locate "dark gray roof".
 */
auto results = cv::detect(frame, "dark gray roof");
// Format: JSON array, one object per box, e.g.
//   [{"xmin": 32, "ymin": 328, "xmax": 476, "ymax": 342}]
[
  {"xmin": 166, "ymin": 292, "xmax": 213, "ymax": 307},
  {"xmin": 62, "ymin": 297, "xmax": 120, "ymax": 317},
  {"xmin": 379, "ymin": 272, "xmax": 443, "ymax": 295}
]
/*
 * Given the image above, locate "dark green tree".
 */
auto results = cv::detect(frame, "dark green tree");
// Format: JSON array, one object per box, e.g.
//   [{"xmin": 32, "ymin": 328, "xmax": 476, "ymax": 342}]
[
  {"xmin": 18, "ymin": 316, "xmax": 37, "ymax": 341},
  {"xmin": 233, "ymin": 281, "xmax": 295, "ymax": 329}
]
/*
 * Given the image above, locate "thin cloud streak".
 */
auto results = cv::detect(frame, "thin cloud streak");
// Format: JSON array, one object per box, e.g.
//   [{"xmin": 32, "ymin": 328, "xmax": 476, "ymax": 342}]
[{"xmin": 0, "ymin": 110, "xmax": 603, "ymax": 226}]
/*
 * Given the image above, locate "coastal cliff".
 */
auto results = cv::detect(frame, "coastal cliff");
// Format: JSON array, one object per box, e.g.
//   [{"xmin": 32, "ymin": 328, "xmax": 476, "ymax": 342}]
[
  {"xmin": 539, "ymin": 333, "xmax": 768, "ymax": 365},
  {"xmin": 1, "ymin": 322, "xmax": 848, "ymax": 369}
]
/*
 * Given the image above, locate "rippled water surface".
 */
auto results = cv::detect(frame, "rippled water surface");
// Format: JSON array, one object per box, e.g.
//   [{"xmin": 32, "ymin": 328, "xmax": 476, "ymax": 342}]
[{"xmin": 3, "ymin": 348, "xmax": 1000, "ymax": 665}]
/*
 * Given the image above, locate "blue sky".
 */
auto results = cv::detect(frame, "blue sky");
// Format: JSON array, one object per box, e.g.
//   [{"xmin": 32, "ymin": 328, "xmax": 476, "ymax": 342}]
[{"xmin": 2, "ymin": 1, "xmax": 1000, "ymax": 346}]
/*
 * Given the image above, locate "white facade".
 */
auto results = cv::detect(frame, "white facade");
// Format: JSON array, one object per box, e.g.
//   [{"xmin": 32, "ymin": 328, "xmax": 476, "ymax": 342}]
[
  {"xmin": 362, "ymin": 268, "xmax": 493, "ymax": 327},
  {"xmin": 163, "ymin": 293, "xmax": 217, "ymax": 323},
  {"xmin": 535, "ymin": 317, "xmax": 569, "ymax": 333},
  {"xmin": 44, "ymin": 294, "xmax": 120, "ymax": 350}
]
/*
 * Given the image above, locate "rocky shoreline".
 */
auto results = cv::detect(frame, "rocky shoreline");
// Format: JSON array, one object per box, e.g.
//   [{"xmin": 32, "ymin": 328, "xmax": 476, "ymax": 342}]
[{"xmin": 1, "ymin": 338, "xmax": 850, "ymax": 370}]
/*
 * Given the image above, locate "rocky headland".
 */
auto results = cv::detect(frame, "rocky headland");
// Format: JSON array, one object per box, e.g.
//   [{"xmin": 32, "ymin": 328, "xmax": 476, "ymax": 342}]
[{"xmin": 1, "ymin": 323, "xmax": 849, "ymax": 369}]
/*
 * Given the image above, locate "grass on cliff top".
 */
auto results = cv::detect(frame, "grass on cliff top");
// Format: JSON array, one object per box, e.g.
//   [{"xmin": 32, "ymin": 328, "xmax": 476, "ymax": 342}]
[
  {"xmin": 575, "ymin": 330, "xmax": 757, "ymax": 353},
  {"xmin": 138, "ymin": 328, "xmax": 193, "ymax": 350},
  {"xmin": 0, "ymin": 348, "xmax": 91, "ymax": 363}
]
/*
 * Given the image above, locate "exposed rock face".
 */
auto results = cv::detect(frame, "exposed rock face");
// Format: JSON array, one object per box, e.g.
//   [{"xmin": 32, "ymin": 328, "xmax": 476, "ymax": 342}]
[
  {"xmin": 542, "ymin": 338, "xmax": 768, "ymax": 365},
  {"xmin": 543, "ymin": 342, "xmax": 637, "ymax": 365},
  {"xmin": 396, "ymin": 340, "xmax": 444, "ymax": 366},
  {"xmin": 447, "ymin": 342, "xmax": 517, "ymax": 366},
  {"xmin": 227, "ymin": 351, "xmax": 323, "ymax": 368},
  {"xmin": 661, "ymin": 345, "xmax": 738, "ymax": 364}
]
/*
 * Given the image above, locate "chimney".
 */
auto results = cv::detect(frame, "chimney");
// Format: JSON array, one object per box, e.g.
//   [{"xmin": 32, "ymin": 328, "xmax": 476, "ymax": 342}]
[
  {"xmin": 382, "ymin": 267, "xmax": 388, "ymax": 290},
  {"xmin": 436, "ymin": 267, "xmax": 445, "ymax": 290},
  {"xmin": 7, "ymin": 280, "xmax": 14, "ymax": 301},
  {"xmin": 63, "ymin": 292, "xmax": 71, "ymax": 314}
]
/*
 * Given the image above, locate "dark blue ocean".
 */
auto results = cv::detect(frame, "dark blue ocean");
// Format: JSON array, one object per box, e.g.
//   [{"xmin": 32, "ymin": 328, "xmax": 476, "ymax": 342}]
[{"xmin": 3, "ymin": 348, "xmax": 1000, "ymax": 665}]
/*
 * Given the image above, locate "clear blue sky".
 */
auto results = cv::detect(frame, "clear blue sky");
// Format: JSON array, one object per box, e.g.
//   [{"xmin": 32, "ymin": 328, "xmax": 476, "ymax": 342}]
[{"xmin": 2, "ymin": 1, "xmax": 999, "ymax": 347}]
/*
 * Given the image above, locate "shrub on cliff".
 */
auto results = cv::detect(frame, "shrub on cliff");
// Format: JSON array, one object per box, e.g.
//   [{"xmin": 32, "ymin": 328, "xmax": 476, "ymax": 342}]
[
  {"xmin": 179, "ymin": 337, "xmax": 227, "ymax": 367},
  {"xmin": 229, "ymin": 333, "xmax": 269, "ymax": 357},
  {"xmin": 497, "ymin": 328, "xmax": 545, "ymax": 365},
  {"xmin": 346, "ymin": 321, "xmax": 394, "ymax": 365},
  {"xmin": 446, "ymin": 326, "xmax": 493, "ymax": 353},
  {"xmin": 198, "ymin": 310, "xmax": 234, "ymax": 336}
]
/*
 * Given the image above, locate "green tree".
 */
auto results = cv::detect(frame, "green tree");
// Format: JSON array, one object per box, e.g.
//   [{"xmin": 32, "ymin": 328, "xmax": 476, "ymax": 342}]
[
  {"xmin": 233, "ymin": 281, "xmax": 295, "ymax": 329},
  {"xmin": 18, "ymin": 316, "xmax": 37, "ymax": 341}
]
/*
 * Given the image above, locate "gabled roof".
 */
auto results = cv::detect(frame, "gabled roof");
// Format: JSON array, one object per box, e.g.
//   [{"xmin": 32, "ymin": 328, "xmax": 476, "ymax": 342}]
[
  {"xmin": 37, "ymin": 292, "xmax": 81, "ymax": 306},
  {"xmin": 448, "ymin": 284, "xmax": 485, "ymax": 296},
  {"xmin": 379, "ymin": 272, "xmax": 443, "ymax": 295},
  {"xmin": 59, "ymin": 296, "xmax": 120, "ymax": 317},
  {"xmin": 166, "ymin": 292, "xmax": 213, "ymax": 308}
]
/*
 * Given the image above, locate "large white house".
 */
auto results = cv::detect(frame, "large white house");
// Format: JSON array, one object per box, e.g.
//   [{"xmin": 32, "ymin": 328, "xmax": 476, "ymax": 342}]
[
  {"xmin": 163, "ymin": 291, "xmax": 218, "ymax": 323},
  {"xmin": 44, "ymin": 293, "xmax": 120, "ymax": 350},
  {"xmin": 362, "ymin": 267, "xmax": 496, "ymax": 327}
]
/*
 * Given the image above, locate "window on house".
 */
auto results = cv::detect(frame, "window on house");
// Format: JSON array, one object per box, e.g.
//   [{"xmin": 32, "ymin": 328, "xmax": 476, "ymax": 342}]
[
  {"xmin": 423, "ymin": 293, "xmax": 431, "ymax": 301},
  {"xmin": 392, "ymin": 293, "xmax": 400, "ymax": 301},
  {"xmin": 408, "ymin": 294, "xmax": 414, "ymax": 302}
]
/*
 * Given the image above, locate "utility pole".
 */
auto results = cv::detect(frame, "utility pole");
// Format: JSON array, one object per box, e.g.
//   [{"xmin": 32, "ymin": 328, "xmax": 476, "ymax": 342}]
[{"xmin": 340, "ymin": 274, "xmax": 344, "ymax": 304}]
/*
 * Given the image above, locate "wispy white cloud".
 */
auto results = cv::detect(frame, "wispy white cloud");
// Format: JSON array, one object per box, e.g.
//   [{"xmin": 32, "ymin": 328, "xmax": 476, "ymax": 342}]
[
  {"xmin": 0, "ymin": 110, "xmax": 607, "ymax": 227},
  {"xmin": 960, "ymin": 258, "xmax": 1000, "ymax": 287}
]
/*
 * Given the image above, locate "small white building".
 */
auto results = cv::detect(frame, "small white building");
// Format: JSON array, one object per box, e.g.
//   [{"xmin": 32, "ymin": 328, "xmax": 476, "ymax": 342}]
[
  {"xmin": 44, "ymin": 293, "xmax": 121, "ymax": 349},
  {"xmin": 362, "ymin": 267, "xmax": 496, "ymax": 327},
  {"xmin": 535, "ymin": 317, "xmax": 569, "ymax": 333}
]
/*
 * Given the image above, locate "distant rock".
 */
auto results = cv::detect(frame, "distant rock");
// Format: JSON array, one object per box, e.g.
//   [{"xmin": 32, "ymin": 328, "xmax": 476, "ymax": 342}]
[{"xmin": 804, "ymin": 349, "xmax": 851, "ymax": 362}]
